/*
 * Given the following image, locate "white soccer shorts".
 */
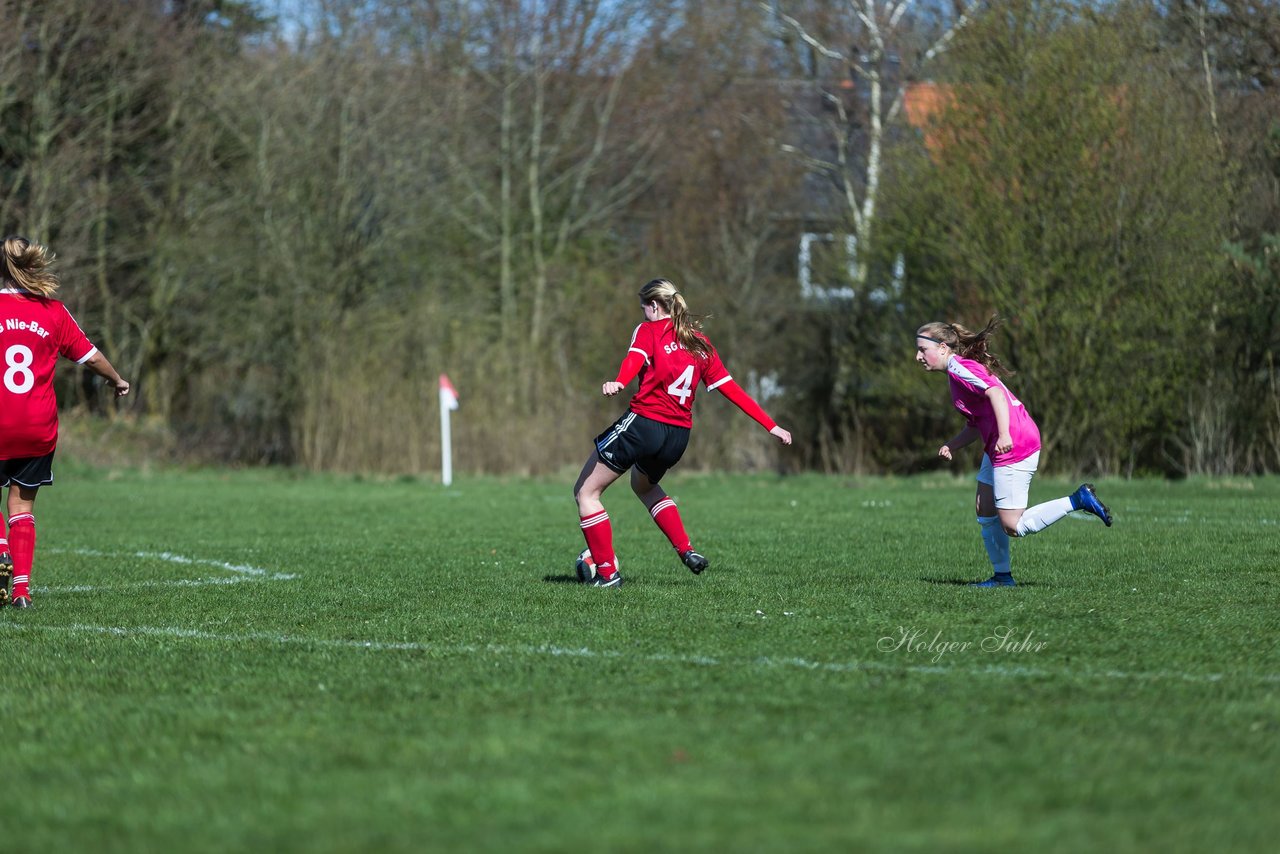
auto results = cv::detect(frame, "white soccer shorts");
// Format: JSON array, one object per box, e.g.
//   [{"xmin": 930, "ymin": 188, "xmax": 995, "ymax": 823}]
[{"xmin": 976, "ymin": 451, "xmax": 1041, "ymax": 510}]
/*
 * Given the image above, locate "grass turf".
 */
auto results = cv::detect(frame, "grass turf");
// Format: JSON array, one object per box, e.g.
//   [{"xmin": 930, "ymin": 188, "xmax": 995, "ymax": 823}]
[{"xmin": 2, "ymin": 465, "xmax": 1277, "ymax": 852}]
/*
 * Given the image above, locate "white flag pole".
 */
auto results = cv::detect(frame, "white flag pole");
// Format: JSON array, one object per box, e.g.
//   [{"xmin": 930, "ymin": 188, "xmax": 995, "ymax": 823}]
[
  {"xmin": 439, "ymin": 374, "xmax": 459, "ymax": 486},
  {"xmin": 440, "ymin": 397, "xmax": 452, "ymax": 486}
]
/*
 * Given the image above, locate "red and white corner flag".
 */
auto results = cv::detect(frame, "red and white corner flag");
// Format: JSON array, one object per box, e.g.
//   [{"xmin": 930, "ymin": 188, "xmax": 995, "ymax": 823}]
[
  {"xmin": 439, "ymin": 374, "xmax": 459, "ymax": 485},
  {"xmin": 439, "ymin": 374, "xmax": 459, "ymax": 411}
]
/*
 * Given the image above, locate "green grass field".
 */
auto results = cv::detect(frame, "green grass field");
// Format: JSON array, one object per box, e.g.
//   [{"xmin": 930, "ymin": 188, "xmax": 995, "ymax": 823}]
[{"xmin": 2, "ymin": 463, "xmax": 1278, "ymax": 852}]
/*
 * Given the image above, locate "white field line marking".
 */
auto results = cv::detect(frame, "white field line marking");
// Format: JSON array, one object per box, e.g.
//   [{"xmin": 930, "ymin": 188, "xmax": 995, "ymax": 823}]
[
  {"xmin": 2, "ymin": 621, "xmax": 1276, "ymax": 686},
  {"xmin": 47, "ymin": 547, "xmax": 296, "ymax": 578},
  {"xmin": 35, "ymin": 548, "xmax": 296, "ymax": 594},
  {"xmin": 36, "ymin": 576, "xmax": 266, "ymax": 594}
]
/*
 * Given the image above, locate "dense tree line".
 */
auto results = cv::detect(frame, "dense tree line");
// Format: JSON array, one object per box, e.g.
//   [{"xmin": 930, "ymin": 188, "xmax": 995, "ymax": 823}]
[{"xmin": 2, "ymin": 0, "xmax": 1276, "ymax": 476}]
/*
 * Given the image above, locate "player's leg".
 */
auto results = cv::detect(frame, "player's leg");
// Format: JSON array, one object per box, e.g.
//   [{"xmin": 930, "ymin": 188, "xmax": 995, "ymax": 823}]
[
  {"xmin": 972, "ymin": 456, "xmax": 1015, "ymax": 587},
  {"xmin": 6, "ymin": 483, "xmax": 38, "ymax": 608},
  {"xmin": 634, "ymin": 422, "xmax": 705, "ymax": 574},
  {"xmin": 574, "ymin": 453, "xmax": 622, "ymax": 517},
  {"xmin": 1009, "ymin": 488, "xmax": 1110, "ymax": 535},
  {"xmin": 577, "ymin": 412, "xmax": 647, "ymax": 585},
  {"xmin": 0, "ymin": 485, "xmax": 10, "ymax": 607},
  {"xmin": 630, "ymin": 467, "xmax": 706, "ymax": 574},
  {"xmin": 997, "ymin": 452, "xmax": 1105, "ymax": 536},
  {"xmin": 573, "ymin": 454, "xmax": 625, "ymax": 583}
]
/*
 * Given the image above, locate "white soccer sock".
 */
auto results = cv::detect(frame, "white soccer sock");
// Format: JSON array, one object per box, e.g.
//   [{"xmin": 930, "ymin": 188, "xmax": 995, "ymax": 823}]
[
  {"xmin": 978, "ymin": 516, "xmax": 1011, "ymax": 576},
  {"xmin": 1014, "ymin": 497, "xmax": 1075, "ymax": 536}
]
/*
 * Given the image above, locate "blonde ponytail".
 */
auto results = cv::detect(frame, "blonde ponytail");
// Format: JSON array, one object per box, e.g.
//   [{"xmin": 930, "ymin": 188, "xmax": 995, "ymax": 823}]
[
  {"xmin": 638, "ymin": 278, "xmax": 713, "ymax": 360},
  {"xmin": 2, "ymin": 236, "xmax": 60, "ymax": 297}
]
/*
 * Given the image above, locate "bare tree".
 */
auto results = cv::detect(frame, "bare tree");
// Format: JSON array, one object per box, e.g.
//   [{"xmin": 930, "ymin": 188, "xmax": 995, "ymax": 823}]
[
  {"xmin": 0, "ymin": 0, "xmax": 205, "ymax": 420},
  {"xmin": 426, "ymin": 1, "xmax": 673, "ymax": 401},
  {"xmin": 766, "ymin": 0, "xmax": 978, "ymax": 287}
]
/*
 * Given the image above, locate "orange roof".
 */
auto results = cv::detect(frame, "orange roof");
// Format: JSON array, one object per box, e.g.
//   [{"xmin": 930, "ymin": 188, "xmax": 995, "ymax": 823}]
[{"xmin": 903, "ymin": 81, "xmax": 949, "ymax": 128}]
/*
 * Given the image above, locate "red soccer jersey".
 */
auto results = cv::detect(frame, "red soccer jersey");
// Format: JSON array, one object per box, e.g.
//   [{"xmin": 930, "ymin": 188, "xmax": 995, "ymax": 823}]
[
  {"xmin": 0, "ymin": 289, "xmax": 98, "ymax": 459},
  {"xmin": 624, "ymin": 319, "xmax": 730, "ymax": 428}
]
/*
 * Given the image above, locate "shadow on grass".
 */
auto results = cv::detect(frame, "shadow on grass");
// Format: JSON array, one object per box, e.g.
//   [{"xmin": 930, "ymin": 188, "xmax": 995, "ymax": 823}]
[
  {"xmin": 541, "ymin": 573, "xmax": 695, "ymax": 587},
  {"xmin": 919, "ymin": 577, "xmax": 1042, "ymax": 587}
]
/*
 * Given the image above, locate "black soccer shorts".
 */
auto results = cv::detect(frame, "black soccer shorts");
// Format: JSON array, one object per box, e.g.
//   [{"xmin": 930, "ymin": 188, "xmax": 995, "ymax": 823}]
[
  {"xmin": 0, "ymin": 451, "xmax": 55, "ymax": 488},
  {"xmin": 594, "ymin": 411, "xmax": 690, "ymax": 483}
]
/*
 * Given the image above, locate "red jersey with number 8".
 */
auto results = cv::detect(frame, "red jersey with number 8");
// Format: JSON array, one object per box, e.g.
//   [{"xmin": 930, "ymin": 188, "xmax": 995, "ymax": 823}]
[
  {"xmin": 0, "ymin": 289, "xmax": 98, "ymax": 459},
  {"xmin": 624, "ymin": 319, "xmax": 730, "ymax": 428}
]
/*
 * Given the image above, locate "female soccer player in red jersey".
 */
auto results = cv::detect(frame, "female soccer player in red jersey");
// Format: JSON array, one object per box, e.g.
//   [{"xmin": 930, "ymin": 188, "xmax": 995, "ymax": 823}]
[
  {"xmin": 0, "ymin": 236, "xmax": 130, "ymax": 608},
  {"xmin": 572, "ymin": 278, "xmax": 792, "ymax": 587}
]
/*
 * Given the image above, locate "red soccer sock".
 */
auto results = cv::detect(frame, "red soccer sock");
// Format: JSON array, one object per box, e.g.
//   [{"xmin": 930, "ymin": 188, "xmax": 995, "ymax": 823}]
[
  {"xmin": 579, "ymin": 510, "xmax": 619, "ymax": 578},
  {"xmin": 649, "ymin": 498, "xmax": 692, "ymax": 554},
  {"xmin": 8, "ymin": 513, "xmax": 34, "ymax": 598}
]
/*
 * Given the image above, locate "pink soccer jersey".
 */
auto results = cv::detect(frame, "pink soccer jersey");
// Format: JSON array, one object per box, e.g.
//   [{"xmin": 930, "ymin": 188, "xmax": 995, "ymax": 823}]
[
  {"xmin": 624, "ymin": 319, "xmax": 729, "ymax": 429},
  {"xmin": 946, "ymin": 355, "xmax": 1041, "ymax": 466},
  {"xmin": 0, "ymin": 289, "xmax": 98, "ymax": 459}
]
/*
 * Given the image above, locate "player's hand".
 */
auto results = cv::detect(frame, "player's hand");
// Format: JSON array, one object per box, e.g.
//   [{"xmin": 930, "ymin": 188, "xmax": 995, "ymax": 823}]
[
  {"xmin": 770, "ymin": 425, "xmax": 792, "ymax": 446},
  {"xmin": 602, "ymin": 381, "xmax": 624, "ymax": 396},
  {"xmin": 112, "ymin": 379, "xmax": 130, "ymax": 397},
  {"xmin": 995, "ymin": 433, "xmax": 1013, "ymax": 455},
  {"xmin": 938, "ymin": 445, "xmax": 953, "ymax": 461}
]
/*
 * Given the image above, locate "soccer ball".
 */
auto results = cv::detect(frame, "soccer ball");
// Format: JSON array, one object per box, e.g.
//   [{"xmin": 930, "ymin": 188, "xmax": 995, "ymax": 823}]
[
  {"xmin": 575, "ymin": 548, "xmax": 619, "ymax": 583},
  {"xmin": 575, "ymin": 548, "xmax": 596, "ymax": 583}
]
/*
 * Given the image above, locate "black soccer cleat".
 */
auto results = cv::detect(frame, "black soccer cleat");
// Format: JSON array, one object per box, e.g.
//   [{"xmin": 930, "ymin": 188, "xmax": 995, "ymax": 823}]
[
  {"xmin": 680, "ymin": 550, "xmax": 709, "ymax": 575},
  {"xmin": 587, "ymin": 572, "xmax": 624, "ymax": 588},
  {"xmin": 11, "ymin": 595, "xmax": 32, "ymax": 609},
  {"xmin": 0, "ymin": 563, "xmax": 10, "ymax": 609}
]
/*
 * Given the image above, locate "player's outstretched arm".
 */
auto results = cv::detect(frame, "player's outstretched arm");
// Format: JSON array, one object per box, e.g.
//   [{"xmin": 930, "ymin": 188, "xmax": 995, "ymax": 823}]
[
  {"xmin": 716, "ymin": 379, "xmax": 790, "ymax": 444},
  {"xmin": 84, "ymin": 352, "xmax": 130, "ymax": 397}
]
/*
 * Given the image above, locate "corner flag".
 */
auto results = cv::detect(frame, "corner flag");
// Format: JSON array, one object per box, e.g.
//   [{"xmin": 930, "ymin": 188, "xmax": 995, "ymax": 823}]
[
  {"xmin": 439, "ymin": 374, "xmax": 459, "ymax": 411},
  {"xmin": 439, "ymin": 374, "xmax": 459, "ymax": 485}
]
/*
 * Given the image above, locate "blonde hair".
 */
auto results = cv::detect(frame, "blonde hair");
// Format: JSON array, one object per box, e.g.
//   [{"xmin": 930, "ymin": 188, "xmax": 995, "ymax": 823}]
[
  {"xmin": 638, "ymin": 278, "xmax": 713, "ymax": 360},
  {"xmin": 917, "ymin": 316, "xmax": 1011, "ymax": 376},
  {"xmin": 2, "ymin": 236, "xmax": 60, "ymax": 297}
]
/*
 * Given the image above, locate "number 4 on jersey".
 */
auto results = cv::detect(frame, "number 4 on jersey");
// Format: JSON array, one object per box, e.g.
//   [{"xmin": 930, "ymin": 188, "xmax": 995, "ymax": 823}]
[{"xmin": 666, "ymin": 365, "xmax": 694, "ymax": 406}]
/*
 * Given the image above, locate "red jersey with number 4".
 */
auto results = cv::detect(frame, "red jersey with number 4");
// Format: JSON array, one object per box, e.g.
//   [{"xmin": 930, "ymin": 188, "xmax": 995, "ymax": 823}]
[
  {"xmin": 625, "ymin": 319, "xmax": 730, "ymax": 428},
  {"xmin": 0, "ymin": 289, "xmax": 98, "ymax": 459}
]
